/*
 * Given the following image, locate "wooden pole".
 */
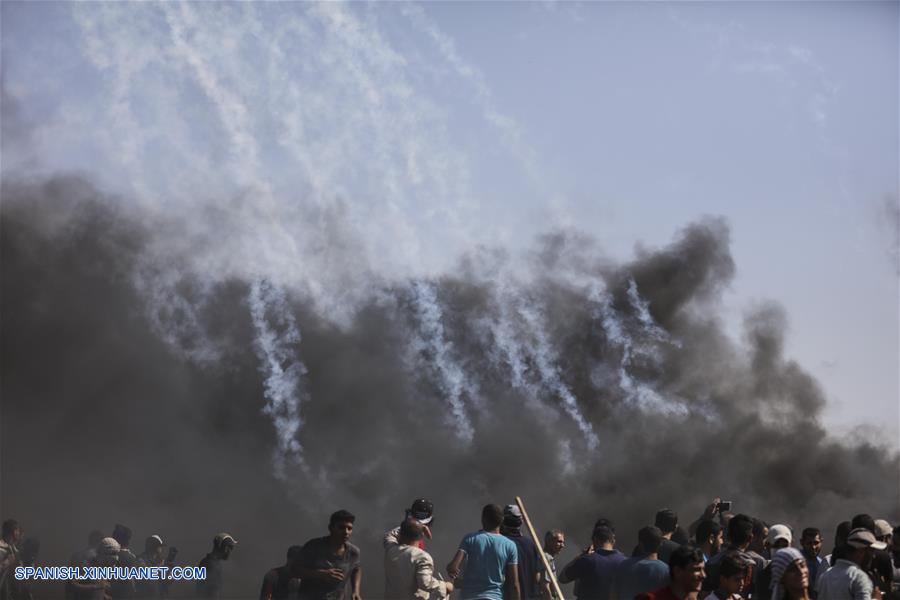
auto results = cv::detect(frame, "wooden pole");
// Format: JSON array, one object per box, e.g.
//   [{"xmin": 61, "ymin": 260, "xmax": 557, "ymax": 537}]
[{"xmin": 515, "ymin": 495, "xmax": 565, "ymax": 600}]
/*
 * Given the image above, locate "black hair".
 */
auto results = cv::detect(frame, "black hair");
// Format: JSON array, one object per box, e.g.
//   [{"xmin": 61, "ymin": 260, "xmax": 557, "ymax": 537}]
[
  {"xmin": 112, "ymin": 524, "xmax": 132, "ymax": 546},
  {"xmin": 668, "ymin": 545, "xmax": 704, "ymax": 577},
  {"xmin": 719, "ymin": 551, "xmax": 749, "ymax": 579},
  {"xmin": 482, "ymin": 504, "xmax": 504, "ymax": 530},
  {"xmin": 594, "ymin": 517, "xmax": 615, "ymax": 534},
  {"xmin": 728, "ymin": 514, "xmax": 755, "ymax": 546},
  {"xmin": 655, "ymin": 509, "xmax": 678, "ymax": 534},
  {"xmin": 1, "ymin": 520, "xmax": 19, "ymax": 538},
  {"xmin": 329, "ymin": 510, "xmax": 355, "ymax": 528},
  {"xmin": 638, "ymin": 526, "xmax": 663, "ymax": 554},
  {"xmin": 672, "ymin": 526, "xmax": 690, "ymax": 545},
  {"xmin": 399, "ymin": 518, "xmax": 425, "ymax": 541},
  {"xmin": 850, "ymin": 514, "xmax": 875, "ymax": 534},
  {"xmin": 893, "ymin": 525, "xmax": 900, "ymax": 538},
  {"xmin": 834, "ymin": 521, "xmax": 852, "ymax": 546},
  {"xmin": 801, "ymin": 527, "xmax": 821, "ymax": 540},
  {"xmin": 286, "ymin": 545, "xmax": 303, "ymax": 560},
  {"xmin": 592, "ymin": 525, "xmax": 615, "ymax": 545},
  {"xmin": 752, "ymin": 518, "xmax": 768, "ymax": 540},
  {"xmin": 697, "ymin": 519, "xmax": 721, "ymax": 545}
]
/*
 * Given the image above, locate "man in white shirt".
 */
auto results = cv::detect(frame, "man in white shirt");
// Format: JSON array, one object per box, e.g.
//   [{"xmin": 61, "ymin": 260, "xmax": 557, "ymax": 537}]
[
  {"xmin": 816, "ymin": 529, "xmax": 886, "ymax": 600},
  {"xmin": 384, "ymin": 519, "xmax": 453, "ymax": 600}
]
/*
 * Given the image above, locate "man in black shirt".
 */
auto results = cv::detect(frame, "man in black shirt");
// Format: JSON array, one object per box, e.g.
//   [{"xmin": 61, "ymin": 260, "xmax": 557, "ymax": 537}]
[
  {"xmin": 197, "ymin": 533, "xmax": 238, "ymax": 600},
  {"xmin": 501, "ymin": 505, "xmax": 544, "ymax": 600},
  {"xmin": 655, "ymin": 510, "xmax": 681, "ymax": 564},
  {"xmin": 298, "ymin": 510, "xmax": 361, "ymax": 600}
]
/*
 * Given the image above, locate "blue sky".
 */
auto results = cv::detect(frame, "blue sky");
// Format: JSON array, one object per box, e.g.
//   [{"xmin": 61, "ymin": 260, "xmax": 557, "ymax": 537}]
[{"xmin": 2, "ymin": 1, "xmax": 897, "ymax": 446}]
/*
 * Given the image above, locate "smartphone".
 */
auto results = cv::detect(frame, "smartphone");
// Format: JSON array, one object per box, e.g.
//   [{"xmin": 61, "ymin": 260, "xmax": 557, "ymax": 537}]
[{"xmin": 717, "ymin": 500, "xmax": 732, "ymax": 512}]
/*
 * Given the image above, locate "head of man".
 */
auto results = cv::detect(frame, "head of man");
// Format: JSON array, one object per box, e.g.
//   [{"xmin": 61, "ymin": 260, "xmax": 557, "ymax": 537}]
[
  {"xmin": 144, "ymin": 535, "xmax": 164, "ymax": 561},
  {"xmin": 591, "ymin": 526, "xmax": 615, "ymax": 551},
  {"xmin": 770, "ymin": 548, "xmax": 808, "ymax": 600},
  {"xmin": 502, "ymin": 505, "xmax": 524, "ymax": 534},
  {"xmin": 398, "ymin": 518, "xmax": 425, "ymax": 546},
  {"xmin": 408, "ymin": 499, "xmax": 434, "ymax": 527},
  {"xmin": 668, "ymin": 545, "xmax": 705, "ymax": 595},
  {"xmin": 800, "ymin": 528, "xmax": 821, "ymax": 559},
  {"xmin": 850, "ymin": 515, "xmax": 875, "ymax": 535},
  {"xmin": 833, "ymin": 521, "xmax": 851, "ymax": 550},
  {"xmin": 768, "ymin": 525, "xmax": 792, "ymax": 552},
  {"xmin": 481, "ymin": 504, "xmax": 504, "ymax": 532},
  {"xmin": 873, "ymin": 520, "xmax": 891, "ymax": 545},
  {"xmin": 751, "ymin": 519, "xmax": 769, "ymax": 555},
  {"xmin": 112, "ymin": 524, "xmax": 133, "ymax": 549},
  {"xmin": 544, "ymin": 530, "xmax": 565, "ymax": 556},
  {"xmin": 1, "ymin": 520, "xmax": 22, "ymax": 545},
  {"xmin": 638, "ymin": 526, "xmax": 663, "ymax": 557},
  {"xmin": 727, "ymin": 515, "xmax": 755, "ymax": 551},
  {"xmin": 213, "ymin": 533, "xmax": 238, "ymax": 559},
  {"xmin": 717, "ymin": 552, "xmax": 749, "ymax": 597},
  {"xmin": 95, "ymin": 537, "xmax": 121, "ymax": 568},
  {"xmin": 844, "ymin": 528, "xmax": 887, "ymax": 569},
  {"xmin": 655, "ymin": 509, "xmax": 678, "ymax": 537},
  {"xmin": 328, "ymin": 510, "xmax": 355, "ymax": 545},
  {"xmin": 286, "ymin": 545, "xmax": 304, "ymax": 577},
  {"xmin": 697, "ymin": 519, "xmax": 723, "ymax": 555}
]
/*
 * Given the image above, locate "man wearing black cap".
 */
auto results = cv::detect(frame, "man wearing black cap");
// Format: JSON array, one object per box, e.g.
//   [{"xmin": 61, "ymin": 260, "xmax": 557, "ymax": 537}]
[
  {"xmin": 816, "ymin": 528, "xmax": 886, "ymax": 600},
  {"xmin": 501, "ymin": 505, "xmax": 545, "ymax": 600}
]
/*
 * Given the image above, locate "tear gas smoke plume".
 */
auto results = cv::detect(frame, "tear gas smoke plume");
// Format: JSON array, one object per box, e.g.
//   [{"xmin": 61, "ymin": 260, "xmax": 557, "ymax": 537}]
[
  {"xmin": 2, "ymin": 176, "xmax": 897, "ymax": 598},
  {"xmin": 2, "ymin": 3, "xmax": 898, "ymax": 598}
]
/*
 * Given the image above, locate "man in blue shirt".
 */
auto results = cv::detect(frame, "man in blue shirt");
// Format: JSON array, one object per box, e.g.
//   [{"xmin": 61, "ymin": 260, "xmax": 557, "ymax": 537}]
[
  {"xmin": 448, "ymin": 504, "xmax": 521, "ymax": 600},
  {"xmin": 616, "ymin": 527, "xmax": 671, "ymax": 600},
  {"xmin": 559, "ymin": 526, "xmax": 626, "ymax": 600}
]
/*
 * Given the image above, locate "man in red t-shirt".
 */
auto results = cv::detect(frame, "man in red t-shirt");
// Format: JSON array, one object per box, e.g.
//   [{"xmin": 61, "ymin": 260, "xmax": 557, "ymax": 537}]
[{"xmin": 638, "ymin": 546, "xmax": 707, "ymax": 600}]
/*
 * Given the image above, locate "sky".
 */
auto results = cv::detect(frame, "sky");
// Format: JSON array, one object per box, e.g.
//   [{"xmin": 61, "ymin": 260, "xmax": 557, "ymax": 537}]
[{"xmin": 2, "ymin": 0, "xmax": 898, "ymax": 448}]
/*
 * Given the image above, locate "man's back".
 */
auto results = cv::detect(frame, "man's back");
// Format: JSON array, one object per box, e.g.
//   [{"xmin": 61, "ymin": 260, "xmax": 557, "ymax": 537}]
[
  {"xmin": 384, "ymin": 543, "xmax": 447, "ymax": 600},
  {"xmin": 562, "ymin": 549, "xmax": 626, "ymax": 600},
  {"xmin": 504, "ymin": 533, "xmax": 542, "ymax": 600},
  {"xmin": 816, "ymin": 559, "xmax": 874, "ymax": 600},
  {"xmin": 616, "ymin": 557, "xmax": 670, "ymax": 600},
  {"xmin": 658, "ymin": 541, "xmax": 680, "ymax": 565},
  {"xmin": 458, "ymin": 531, "xmax": 518, "ymax": 600}
]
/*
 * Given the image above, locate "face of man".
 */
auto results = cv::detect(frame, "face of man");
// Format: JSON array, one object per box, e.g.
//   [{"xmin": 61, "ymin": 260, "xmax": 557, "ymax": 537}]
[
  {"xmin": 721, "ymin": 572, "xmax": 745, "ymax": 595},
  {"xmin": 782, "ymin": 560, "xmax": 809, "ymax": 596},
  {"xmin": 674, "ymin": 561, "xmax": 706, "ymax": 593},
  {"xmin": 713, "ymin": 531, "xmax": 724, "ymax": 554},
  {"xmin": 801, "ymin": 534, "xmax": 822, "ymax": 558},
  {"xmin": 221, "ymin": 543, "xmax": 234, "ymax": 560},
  {"xmin": 546, "ymin": 533, "xmax": 565, "ymax": 556},
  {"xmin": 329, "ymin": 520, "xmax": 353, "ymax": 544}
]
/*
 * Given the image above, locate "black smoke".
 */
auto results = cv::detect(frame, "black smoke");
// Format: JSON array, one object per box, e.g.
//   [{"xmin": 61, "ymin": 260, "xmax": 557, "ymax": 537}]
[{"xmin": 2, "ymin": 175, "xmax": 898, "ymax": 599}]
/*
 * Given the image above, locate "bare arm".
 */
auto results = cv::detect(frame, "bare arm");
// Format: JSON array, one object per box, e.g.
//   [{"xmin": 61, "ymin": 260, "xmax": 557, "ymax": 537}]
[
  {"xmin": 447, "ymin": 549, "xmax": 466, "ymax": 580},
  {"xmin": 506, "ymin": 563, "xmax": 521, "ymax": 600},
  {"xmin": 351, "ymin": 566, "xmax": 362, "ymax": 600}
]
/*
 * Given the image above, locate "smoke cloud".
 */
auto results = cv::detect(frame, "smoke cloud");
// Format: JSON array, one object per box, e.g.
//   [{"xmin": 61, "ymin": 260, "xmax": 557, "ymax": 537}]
[{"xmin": 2, "ymin": 175, "xmax": 897, "ymax": 599}]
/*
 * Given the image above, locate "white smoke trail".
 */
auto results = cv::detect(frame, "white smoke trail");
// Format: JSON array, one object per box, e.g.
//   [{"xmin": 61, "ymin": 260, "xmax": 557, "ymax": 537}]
[
  {"xmin": 248, "ymin": 279, "xmax": 308, "ymax": 478},
  {"xmin": 590, "ymin": 282, "xmax": 688, "ymax": 416},
  {"xmin": 408, "ymin": 280, "xmax": 476, "ymax": 443},
  {"xmin": 515, "ymin": 299, "xmax": 600, "ymax": 450}
]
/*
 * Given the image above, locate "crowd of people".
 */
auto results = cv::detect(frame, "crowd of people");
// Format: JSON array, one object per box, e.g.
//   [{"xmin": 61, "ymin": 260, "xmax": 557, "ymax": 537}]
[{"xmin": 0, "ymin": 498, "xmax": 898, "ymax": 600}]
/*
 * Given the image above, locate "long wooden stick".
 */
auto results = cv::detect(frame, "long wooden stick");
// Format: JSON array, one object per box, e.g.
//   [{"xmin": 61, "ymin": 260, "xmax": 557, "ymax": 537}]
[{"xmin": 515, "ymin": 495, "xmax": 565, "ymax": 600}]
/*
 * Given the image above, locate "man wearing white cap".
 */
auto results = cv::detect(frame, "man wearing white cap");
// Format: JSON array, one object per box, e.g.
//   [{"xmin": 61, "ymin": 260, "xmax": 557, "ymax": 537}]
[
  {"xmin": 197, "ymin": 533, "xmax": 238, "ymax": 600},
  {"xmin": 136, "ymin": 535, "xmax": 166, "ymax": 599},
  {"xmin": 816, "ymin": 528, "xmax": 886, "ymax": 600}
]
